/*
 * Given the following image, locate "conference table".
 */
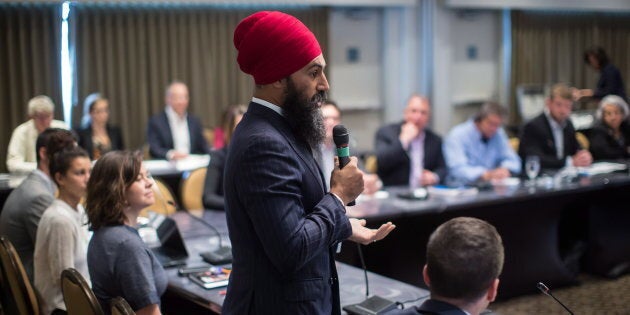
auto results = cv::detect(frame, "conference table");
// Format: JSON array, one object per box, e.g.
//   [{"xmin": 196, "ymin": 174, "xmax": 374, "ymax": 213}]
[
  {"xmin": 337, "ymin": 165, "xmax": 630, "ymax": 299},
  {"xmin": 163, "ymin": 210, "xmax": 430, "ymax": 314}
]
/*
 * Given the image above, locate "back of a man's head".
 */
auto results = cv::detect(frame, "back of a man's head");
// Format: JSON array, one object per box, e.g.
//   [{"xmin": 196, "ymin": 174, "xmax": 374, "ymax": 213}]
[{"xmin": 426, "ymin": 217, "xmax": 504, "ymax": 303}]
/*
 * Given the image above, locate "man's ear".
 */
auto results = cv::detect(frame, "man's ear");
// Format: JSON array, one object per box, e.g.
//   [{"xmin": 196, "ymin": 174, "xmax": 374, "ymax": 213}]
[
  {"xmin": 38, "ymin": 147, "xmax": 47, "ymax": 162},
  {"xmin": 422, "ymin": 264, "xmax": 431, "ymax": 288},
  {"xmin": 486, "ymin": 278, "xmax": 500, "ymax": 302},
  {"xmin": 54, "ymin": 172, "xmax": 64, "ymax": 188},
  {"xmin": 271, "ymin": 77, "xmax": 288, "ymax": 89}
]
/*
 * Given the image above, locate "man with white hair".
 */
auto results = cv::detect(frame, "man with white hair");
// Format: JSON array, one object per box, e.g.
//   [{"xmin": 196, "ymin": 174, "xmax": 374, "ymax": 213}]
[{"xmin": 6, "ymin": 95, "xmax": 68, "ymax": 173}]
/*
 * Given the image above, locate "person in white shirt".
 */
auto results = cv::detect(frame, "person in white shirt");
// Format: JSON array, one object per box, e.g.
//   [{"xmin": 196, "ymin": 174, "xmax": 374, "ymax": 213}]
[
  {"xmin": 146, "ymin": 81, "xmax": 210, "ymax": 160},
  {"xmin": 6, "ymin": 95, "xmax": 68, "ymax": 173},
  {"xmin": 315, "ymin": 100, "xmax": 381, "ymax": 194},
  {"xmin": 34, "ymin": 146, "xmax": 92, "ymax": 315}
]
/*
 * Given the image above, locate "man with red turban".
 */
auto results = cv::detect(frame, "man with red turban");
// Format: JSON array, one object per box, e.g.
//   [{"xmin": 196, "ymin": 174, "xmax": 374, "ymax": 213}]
[{"xmin": 223, "ymin": 11, "xmax": 396, "ymax": 314}]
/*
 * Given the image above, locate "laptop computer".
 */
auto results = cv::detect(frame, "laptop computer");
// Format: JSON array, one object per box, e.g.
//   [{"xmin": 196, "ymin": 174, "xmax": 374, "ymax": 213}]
[{"xmin": 149, "ymin": 216, "xmax": 189, "ymax": 268}]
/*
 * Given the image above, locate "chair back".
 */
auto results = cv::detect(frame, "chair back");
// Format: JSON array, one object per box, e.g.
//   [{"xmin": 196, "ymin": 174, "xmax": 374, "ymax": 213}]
[
  {"xmin": 516, "ymin": 84, "xmax": 547, "ymax": 122},
  {"xmin": 509, "ymin": 137, "xmax": 520, "ymax": 152},
  {"xmin": 0, "ymin": 236, "xmax": 41, "ymax": 315},
  {"xmin": 576, "ymin": 131, "xmax": 590, "ymax": 150},
  {"xmin": 61, "ymin": 268, "xmax": 104, "ymax": 315},
  {"xmin": 140, "ymin": 178, "xmax": 177, "ymax": 217},
  {"xmin": 110, "ymin": 297, "xmax": 135, "ymax": 315},
  {"xmin": 203, "ymin": 128, "xmax": 215, "ymax": 149},
  {"xmin": 364, "ymin": 154, "xmax": 378, "ymax": 174},
  {"xmin": 180, "ymin": 167, "xmax": 207, "ymax": 210}
]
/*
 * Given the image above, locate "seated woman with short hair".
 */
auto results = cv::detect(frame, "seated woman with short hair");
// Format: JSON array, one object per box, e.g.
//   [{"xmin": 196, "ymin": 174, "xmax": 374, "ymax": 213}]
[
  {"xmin": 86, "ymin": 151, "xmax": 165, "ymax": 315},
  {"xmin": 589, "ymin": 95, "xmax": 630, "ymax": 160}
]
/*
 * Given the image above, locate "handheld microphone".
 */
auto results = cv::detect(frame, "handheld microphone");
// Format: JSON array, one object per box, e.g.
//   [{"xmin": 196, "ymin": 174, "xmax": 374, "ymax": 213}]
[
  {"xmin": 537, "ymin": 282, "xmax": 574, "ymax": 315},
  {"xmin": 332, "ymin": 124, "xmax": 355, "ymax": 206},
  {"xmin": 167, "ymin": 201, "xmax": 233, "ymax": 265}
]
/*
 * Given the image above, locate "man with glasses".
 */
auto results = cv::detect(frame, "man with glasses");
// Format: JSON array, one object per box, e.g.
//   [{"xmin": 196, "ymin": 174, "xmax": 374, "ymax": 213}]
[
  {"xmin": 443, "ymin": 102, "xmax": 521, "ymax": 185},
  {"xmin": 6, "ymin": 95, "xmax": 68, "ymax": 173}
]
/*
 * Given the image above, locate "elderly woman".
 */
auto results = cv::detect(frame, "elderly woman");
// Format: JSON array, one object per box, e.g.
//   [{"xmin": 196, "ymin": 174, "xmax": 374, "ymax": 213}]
[
  {"xmin": 75, "ymin": 93, "xmax": 124, "ymax": 160},
  {"xmin": 589, "ymin": 95, "xmax": 630, "ymax": 160},
  {"xmin": 86, "ymin": 151, "xmax": 165, "ymax": 315},
  {"xmin": 34, "ymin": 146, "xmax": 91, "ymax": 315}
]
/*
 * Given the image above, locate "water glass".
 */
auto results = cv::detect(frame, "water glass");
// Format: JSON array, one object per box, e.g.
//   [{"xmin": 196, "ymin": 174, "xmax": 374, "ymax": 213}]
[{"xmin": 525, "ymin": 155, "xmax": 541, "ymax": 184}]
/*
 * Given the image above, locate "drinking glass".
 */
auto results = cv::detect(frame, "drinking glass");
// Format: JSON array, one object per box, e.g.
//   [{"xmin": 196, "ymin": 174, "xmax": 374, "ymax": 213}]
[{"xmin": 525, "ymin": 155, "xmax": 541, "ymax": 185}]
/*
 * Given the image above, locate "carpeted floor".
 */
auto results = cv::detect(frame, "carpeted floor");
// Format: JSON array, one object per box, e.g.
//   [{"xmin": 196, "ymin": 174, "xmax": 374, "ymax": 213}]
[{"xmin": 490, "ymin": 273, "xmax": 630, "ymax": 314}]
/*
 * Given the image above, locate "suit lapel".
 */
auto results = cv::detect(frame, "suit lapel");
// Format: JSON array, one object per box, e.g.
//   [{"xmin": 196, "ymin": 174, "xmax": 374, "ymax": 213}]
[
  {"xmin": 248, "ymin": 103, "xmax": 326, "ymax": 192},
  {"xmin": 160, "ymin": 111, "xmax": 174, "ymax": 148},
  {"xmin": 541, "ymin": 115, "xmax": 558, "ymax": 154}
]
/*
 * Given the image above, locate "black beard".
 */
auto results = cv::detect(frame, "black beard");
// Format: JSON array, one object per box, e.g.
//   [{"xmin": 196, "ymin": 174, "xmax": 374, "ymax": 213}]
[{"xmin": 283, "ymin": 78, "xmax": 327, "ymax": 149}]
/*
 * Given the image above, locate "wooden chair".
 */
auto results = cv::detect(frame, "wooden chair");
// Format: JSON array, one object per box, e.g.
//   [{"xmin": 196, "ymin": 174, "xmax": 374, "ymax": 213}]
[
  {"xmin": 110, "ymin": 297, "xmax": 135, "ymax": 315},
  {"xmin": 364, "ymin": 154, "xmax": 378, "ymax": 174},
  {"xmin": 509, "ymin": 137, "xmax": 520, "ymax": 152},
  {"xmin": 180, "ymin": 167, "xmax": 207, "ymax": 210},
  {"xmin": 140, "ymin": 178, "xmax": 177, "ymax": 217},
  {"xmin": 576, "ymin": 131, "xmax": 590, "ymax": 150},
  {"xmin": 61, "ymin": 268, "xmax": 104, "ymax": 315},
  {"xmin": 203, "ymin": 128, "xmax": 215, "ymax": 149},
  {"xmin": 0, "ymin": 236, "xmax": 41, "ymax": 315}
]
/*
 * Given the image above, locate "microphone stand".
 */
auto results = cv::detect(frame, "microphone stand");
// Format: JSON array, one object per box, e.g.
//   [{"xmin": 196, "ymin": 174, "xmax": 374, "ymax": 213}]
[
  {"xmin": 165, "ymin": 202, "xmax": 233, "ymax": 265},
  {"xmin": 342, "ymin": 244, "xmax": 397, "ymax": 315},
  {"xmin": 537, "ymin": 282, "xmax": 574, "ymax": 315}
]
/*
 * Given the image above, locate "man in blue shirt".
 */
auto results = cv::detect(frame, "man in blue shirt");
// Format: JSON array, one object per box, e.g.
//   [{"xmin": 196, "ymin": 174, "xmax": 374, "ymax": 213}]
[{"xmin": 443, "ymin": 102, "xmax": 521, "ymax": 185}]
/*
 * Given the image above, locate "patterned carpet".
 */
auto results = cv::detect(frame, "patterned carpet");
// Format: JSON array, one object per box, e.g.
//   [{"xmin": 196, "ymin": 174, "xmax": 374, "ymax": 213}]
[{"xmin": 491, "ymin": 273, "xmax": 630, "ymax": 314}]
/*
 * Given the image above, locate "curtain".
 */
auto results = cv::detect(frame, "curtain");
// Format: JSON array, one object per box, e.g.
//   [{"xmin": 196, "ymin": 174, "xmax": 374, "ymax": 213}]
[
  {"xmin": 70, "ymin": 4, "xmax": 329, "ymax": 152},
  {"xmin": 510, "ymin": 11, "xmax": 630, "ymax": 124},
  {"xmin": 0, "ymin": 3, "xmax": 62, "ymax": 172}
]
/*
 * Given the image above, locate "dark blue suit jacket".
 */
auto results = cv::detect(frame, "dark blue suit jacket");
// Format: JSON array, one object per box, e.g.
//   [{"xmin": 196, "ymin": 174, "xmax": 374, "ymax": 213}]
[
  {"xmin": 375, "ymin": 123, "xmax": 447, "ymax": 187},
  {"xmin": 594, "ymin": 64, "xmax": 626, "ymax": 100},
  {"xmin": 518, "ymin": 113, "xmax": 581, "ymax": 169},
  {"xmin": 387, "ymin": 299, "xmax": 467, "ymax": 315},
  {"xmin": 222, "ymin": 102, "xmax": 352, "ymax": 314},
  {"xmin": 146, "ymin": 110, "xmax": 210, "ymax": 159}
]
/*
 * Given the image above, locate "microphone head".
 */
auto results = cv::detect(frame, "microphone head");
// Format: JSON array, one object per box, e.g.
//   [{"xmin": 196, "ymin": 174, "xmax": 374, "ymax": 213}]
[
  {"xmin": 537, "ymin": 282, "xmax": 550, "ymax": 295},
  {"xmin": 333, "ymin": 124, "xmax": 349, "ymax": 148}
]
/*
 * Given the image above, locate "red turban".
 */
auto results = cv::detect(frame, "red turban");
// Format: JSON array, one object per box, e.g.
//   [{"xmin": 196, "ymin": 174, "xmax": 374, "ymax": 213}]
[{"xmin": 234, "ymin": 11, "xmax": 322, "ymax": 85}]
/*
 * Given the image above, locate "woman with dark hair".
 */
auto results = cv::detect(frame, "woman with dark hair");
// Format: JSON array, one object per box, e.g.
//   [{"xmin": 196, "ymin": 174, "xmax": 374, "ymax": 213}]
[
  {"xmin": 589, "ymin": 95, "xmax": 630, "ymax": 160},
  {"xmin": 202, "ymin": 104, "xmax": 247, "ymax": 210},
  {"xmin": 75, "ymin": 93, "xmax": 124, "ymax": 160},
  {"xmin": 34, "ymin": 146, "xmax": 91, "ymax": 315},
  {"xmin": 574, "ymin": 46, "xmax": 627, "ymax": 101},
  {"xmin": 86, "ymin": 151, "xmax": 165, "ymax": 315}
]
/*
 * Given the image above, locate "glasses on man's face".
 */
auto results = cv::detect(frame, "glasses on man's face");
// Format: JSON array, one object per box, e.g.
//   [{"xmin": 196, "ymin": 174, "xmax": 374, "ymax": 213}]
[{"xmin": 33, "ymin": 113, "xmax": 53, "ymax": 121}]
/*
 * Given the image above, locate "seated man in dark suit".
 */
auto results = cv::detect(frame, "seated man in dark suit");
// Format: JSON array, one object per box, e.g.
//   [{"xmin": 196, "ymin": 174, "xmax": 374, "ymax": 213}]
[
  {"xmin": 146, "ymin": 81, "xmax": 210, "ymax": 160},
  {"xmin": 519, "ymin": 83, "xmax": 592, "ymax": 169},
  {"xmin": 375, "ymin": 94, "xmax": 447, "ymax": 187},
  {"xmin": 389, "ymin": 217, "xmax": 504, "ymax": 315}
]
